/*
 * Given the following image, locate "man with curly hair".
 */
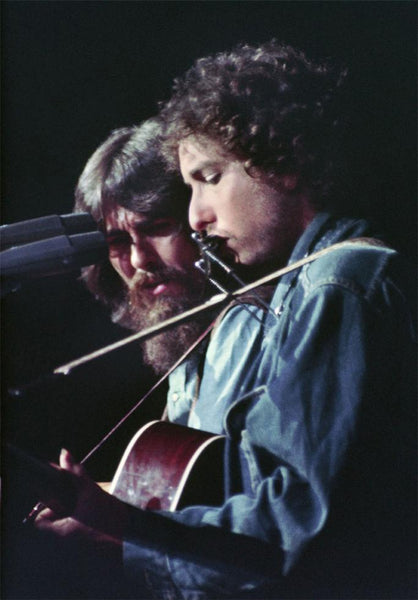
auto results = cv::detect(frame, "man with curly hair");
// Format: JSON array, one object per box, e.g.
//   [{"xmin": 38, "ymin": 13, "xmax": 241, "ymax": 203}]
[
  {"xmin": 32, "ymin": 42, "xmax": 416, "ymax": 599},
  {"xmin": 72, "ymin": 118, "xmax": 266, "ymax": 429}
]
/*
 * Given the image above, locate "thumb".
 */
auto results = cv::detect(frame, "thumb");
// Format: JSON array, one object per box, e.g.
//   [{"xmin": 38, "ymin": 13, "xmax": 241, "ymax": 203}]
[{"xmin": 59, "ymin": 448, "xmax": 85, "ymax": 476}]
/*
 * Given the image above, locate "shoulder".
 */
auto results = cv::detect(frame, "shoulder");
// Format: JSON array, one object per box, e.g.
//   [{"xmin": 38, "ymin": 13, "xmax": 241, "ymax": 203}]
[
  {"xmin": 268, "ymin": 241, "xmax": 417, "ymax": 336},
  {"xmin": 301, "ymin": 242, "xmax": 411, "ymax": 302},
  {"xmin": 211, "ymin": 302, "xmax": 264, "ymax": 341}
]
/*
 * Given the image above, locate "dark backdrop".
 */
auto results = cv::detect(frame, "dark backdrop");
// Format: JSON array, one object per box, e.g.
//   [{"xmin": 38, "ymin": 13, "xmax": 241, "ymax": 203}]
[
  {"xmin": 1, "ymin": 2, "xmax": 416, "ymax": 595},
  {"xmin": 2, "ymin": 0, "xmax": 416, "ymax": 477}
]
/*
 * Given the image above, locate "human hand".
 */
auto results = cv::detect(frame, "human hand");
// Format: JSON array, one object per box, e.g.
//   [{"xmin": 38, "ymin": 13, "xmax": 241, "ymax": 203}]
[
  {"xmin": 27, "ymin": 449, "xmax": 130, "ymax": 595},
  {"xmin": 33, "ymin": 449, "xmax": 128, "ymax": 548}
]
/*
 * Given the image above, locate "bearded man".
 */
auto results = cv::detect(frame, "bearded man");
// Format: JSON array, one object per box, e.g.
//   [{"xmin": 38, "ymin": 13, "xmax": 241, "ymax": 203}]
[
  {"xmin": 30, "ymin": 42, "xmax": 416, "ymax": 600},
  {"xmin": 74, "ymin": 118, "xmax": 265, "ymax": 431},
  {"xmin": 74, "ymin": 118, "xmax": 210, "ymax": 376}
]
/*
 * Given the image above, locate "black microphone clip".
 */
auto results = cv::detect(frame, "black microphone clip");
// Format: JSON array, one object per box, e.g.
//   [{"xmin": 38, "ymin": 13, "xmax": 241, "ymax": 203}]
[
  {"xmin": 0, "ymin": 231, "xmax": 108, "ymax": 296},
  {"xmin": 0, "ymin": 212, "xmax": 97, "ymax": 250}
]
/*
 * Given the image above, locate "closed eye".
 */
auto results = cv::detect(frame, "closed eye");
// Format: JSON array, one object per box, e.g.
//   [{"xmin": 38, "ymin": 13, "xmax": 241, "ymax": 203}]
[
  {"xmin": 106, "ymin": 220, "xmax": 181, "ymax": 248},
  {"xmin": 106, "ymin": 231, "xmax": 130, "ymax": 247},
  {"xmin": 204, "ymin": 173, "xmax": 221, "ymax": 185},
  {"xmin": 140, "ymin": 219, "xmax": 181, "ymax": 237},
  {"xmin": 189, "ymin": 164, "xmax": 222, "ymax": 186}
]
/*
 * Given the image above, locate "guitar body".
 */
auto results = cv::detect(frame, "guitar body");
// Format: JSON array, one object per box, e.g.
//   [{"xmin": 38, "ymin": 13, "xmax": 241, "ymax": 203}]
[
  {"xmin": 8, "ymin": 421, "xmax": 225, "ymax": 517},
  {"xmin": 109, "ymin": 420, "xmax": 225, "ymax": 511}
]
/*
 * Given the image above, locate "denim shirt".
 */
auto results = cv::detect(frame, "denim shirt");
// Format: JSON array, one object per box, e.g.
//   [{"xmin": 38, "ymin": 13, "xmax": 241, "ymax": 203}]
[
  {"xmin": 123, "ymin": 213, "xmax": 416, "ymax": 599},
  {"xmin": 167, "ymin": 301, "xmax": 267, "ymax": 433}
]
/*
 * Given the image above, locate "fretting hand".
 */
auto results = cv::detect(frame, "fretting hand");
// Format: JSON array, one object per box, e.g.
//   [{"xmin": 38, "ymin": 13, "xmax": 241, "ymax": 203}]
[{"xmin": 32, "ymin": 449, "xmax": 129, "ymax": 570}]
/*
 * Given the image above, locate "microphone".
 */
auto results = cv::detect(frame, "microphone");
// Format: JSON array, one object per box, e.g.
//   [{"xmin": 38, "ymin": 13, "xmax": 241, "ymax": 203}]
[
  {"xmin": 0, "ymin": 231, "xmax": 108, "ymax": 290},
  {"xmin": 0, "ymin": 213, "xmax": 97, "ymax": 250}
]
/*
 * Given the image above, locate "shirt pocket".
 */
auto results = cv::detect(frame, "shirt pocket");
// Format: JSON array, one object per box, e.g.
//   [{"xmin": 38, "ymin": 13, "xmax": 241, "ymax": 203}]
[{"xmin": 240, "ymin": 428, "xmax": 263, "ymax": 493}]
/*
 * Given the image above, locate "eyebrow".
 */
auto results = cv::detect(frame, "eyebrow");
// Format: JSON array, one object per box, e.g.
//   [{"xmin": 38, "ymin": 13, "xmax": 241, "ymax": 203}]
[
  {"xmin": 105, "ymin": 218, "xmax": 151, "ymax": 235},
  {"xmin": 105, "ymin": 228, "xmax": 129, "ymax": 237},
  {"xmin": 105, "ymin": 217, "xmax": 173, "ymax": 236}
]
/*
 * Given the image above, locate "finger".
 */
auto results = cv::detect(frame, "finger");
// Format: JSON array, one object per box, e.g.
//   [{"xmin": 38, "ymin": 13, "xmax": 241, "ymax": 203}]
[
  {"xmin": 59, "ymin": 448, "xmax": 85, "ymax": 476},
  {"xmin": 33, "ymin": 506, "xmax": 56, "ymax": 523},
  {"xmin": 59, "ymin": 448, "xmax": 75, "ymax": 469},
  {"xmin": 39, "ymin": 506, "xmax": 55, "ymax": 518},
  {"xmin": 34, "ymin": 514, "xmax": 68, "ymax": 534}
]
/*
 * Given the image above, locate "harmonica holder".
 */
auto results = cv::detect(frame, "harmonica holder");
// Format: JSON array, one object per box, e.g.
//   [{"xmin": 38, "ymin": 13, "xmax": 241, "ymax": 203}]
[{"xmin": 191, "ymin": 232, "xmax": 277, "ymax": 321}]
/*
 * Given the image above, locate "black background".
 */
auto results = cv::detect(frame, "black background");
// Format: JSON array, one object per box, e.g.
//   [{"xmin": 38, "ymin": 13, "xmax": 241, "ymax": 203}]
[
  {"xmin": 2, "ymin": 0, "xmax": 416, "ymax": 470},
  {"xmin": 1, "ymin": 3, "xmax": 416, "ymax": 593}
]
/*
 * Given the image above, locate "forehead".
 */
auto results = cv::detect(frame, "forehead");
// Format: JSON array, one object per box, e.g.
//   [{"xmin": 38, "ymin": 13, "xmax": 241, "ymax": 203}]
[
  {"xmin": 103, "ymin": 205, "xmax": 148, "ymax": 230},
  {"xmin": 179, "ymin": 138, "xmax": 228, "ymax": 175}
]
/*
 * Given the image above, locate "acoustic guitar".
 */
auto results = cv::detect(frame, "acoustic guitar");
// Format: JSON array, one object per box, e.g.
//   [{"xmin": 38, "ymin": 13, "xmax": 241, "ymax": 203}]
[
  {"xmin": 7, "ymin": 420, "xmax": 225, "ymax": 516},
  {"xmin": 110, "ymin": 420, "xmax": 225, "ymax": 510}
]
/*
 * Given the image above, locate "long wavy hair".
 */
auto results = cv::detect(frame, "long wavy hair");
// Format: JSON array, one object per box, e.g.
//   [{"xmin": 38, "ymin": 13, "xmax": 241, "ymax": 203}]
[
  {"xmin": 74, "ymin": 119, "xmax": 191, "ymax": 327},
  {"xmin": 160, "ymin": 41, "xmax": 348, "ymax": 209}
]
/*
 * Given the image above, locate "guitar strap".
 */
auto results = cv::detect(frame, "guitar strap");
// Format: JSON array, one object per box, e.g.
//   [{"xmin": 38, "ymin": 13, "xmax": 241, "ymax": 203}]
[
  {"xmin": 20, "ymin": 236, "xmax": 390, "ymax": 526},
  {"xmin": 84, "ymin": 236, "xmax": 387, "ymax": 457},
  {"xmin": 173, "ymin": 235, "xmax": 388, "ymax": 421},
  {"xmin": 183, "ymin": 284, "xmax": 276, "ymax": 419}
]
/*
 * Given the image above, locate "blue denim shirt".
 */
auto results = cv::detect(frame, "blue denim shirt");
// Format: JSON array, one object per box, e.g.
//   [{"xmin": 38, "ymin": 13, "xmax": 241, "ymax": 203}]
[
  {"xmin": 123, "ymin": 213, "xmax": 416, "ymax": 599},
  {"xmin": 167, "ymin": 301, "xmax": 266, "ymax": 433}
]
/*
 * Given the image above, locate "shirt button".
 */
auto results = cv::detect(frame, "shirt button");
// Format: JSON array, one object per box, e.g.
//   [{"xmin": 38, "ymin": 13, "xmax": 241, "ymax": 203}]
[{"xmin": 172, "ymin": 393, "xmax": 179, "ymax": 402}]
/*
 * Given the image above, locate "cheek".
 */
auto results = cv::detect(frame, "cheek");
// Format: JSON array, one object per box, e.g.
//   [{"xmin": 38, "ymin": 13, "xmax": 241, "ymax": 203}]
[
  {"xmin": 162, "ymin": 238, "xmax": 198, "ymax": 268},
  {"xmin": 222, "ymin": 178, "xmax": 254, "ymax": 221},
  {"xmin": 109, "ymin": 255, "xmax": 134, "ymax": 283}
]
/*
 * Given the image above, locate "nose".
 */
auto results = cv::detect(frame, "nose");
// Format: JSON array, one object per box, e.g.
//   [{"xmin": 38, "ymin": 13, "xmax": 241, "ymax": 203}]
[
  {"xmin": 188, "ymin": 190, "xmax": 216, "ymax": 232},
  {"xmin": 130, "ymin": 238, "xmax": 158, "ymax": 271}
]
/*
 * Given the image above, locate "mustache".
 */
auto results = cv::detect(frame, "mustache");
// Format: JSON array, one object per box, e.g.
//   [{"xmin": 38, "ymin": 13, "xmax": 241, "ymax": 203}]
[
  {"xmin": 128, "ymin": 266, "xmax": 186, "ymax": 290},
  {"xmin": 126, "ymin": 264, "xmax": 207, "ymax": 332},
  {"xmin": 127, "ymin": 264, "xmax": 206, "ymax": 299}
]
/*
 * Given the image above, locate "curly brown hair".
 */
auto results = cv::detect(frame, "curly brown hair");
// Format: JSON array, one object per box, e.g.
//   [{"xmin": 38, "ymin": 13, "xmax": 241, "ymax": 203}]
[{"xmin": 160, "ymin": 40, "xmax": 348, "ymax": 208}]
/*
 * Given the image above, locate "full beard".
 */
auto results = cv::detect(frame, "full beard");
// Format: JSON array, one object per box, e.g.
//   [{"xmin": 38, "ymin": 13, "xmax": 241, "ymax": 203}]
[{"xmin": 127, "ymin": 267, "xmax": 212, "ymax": 375}]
